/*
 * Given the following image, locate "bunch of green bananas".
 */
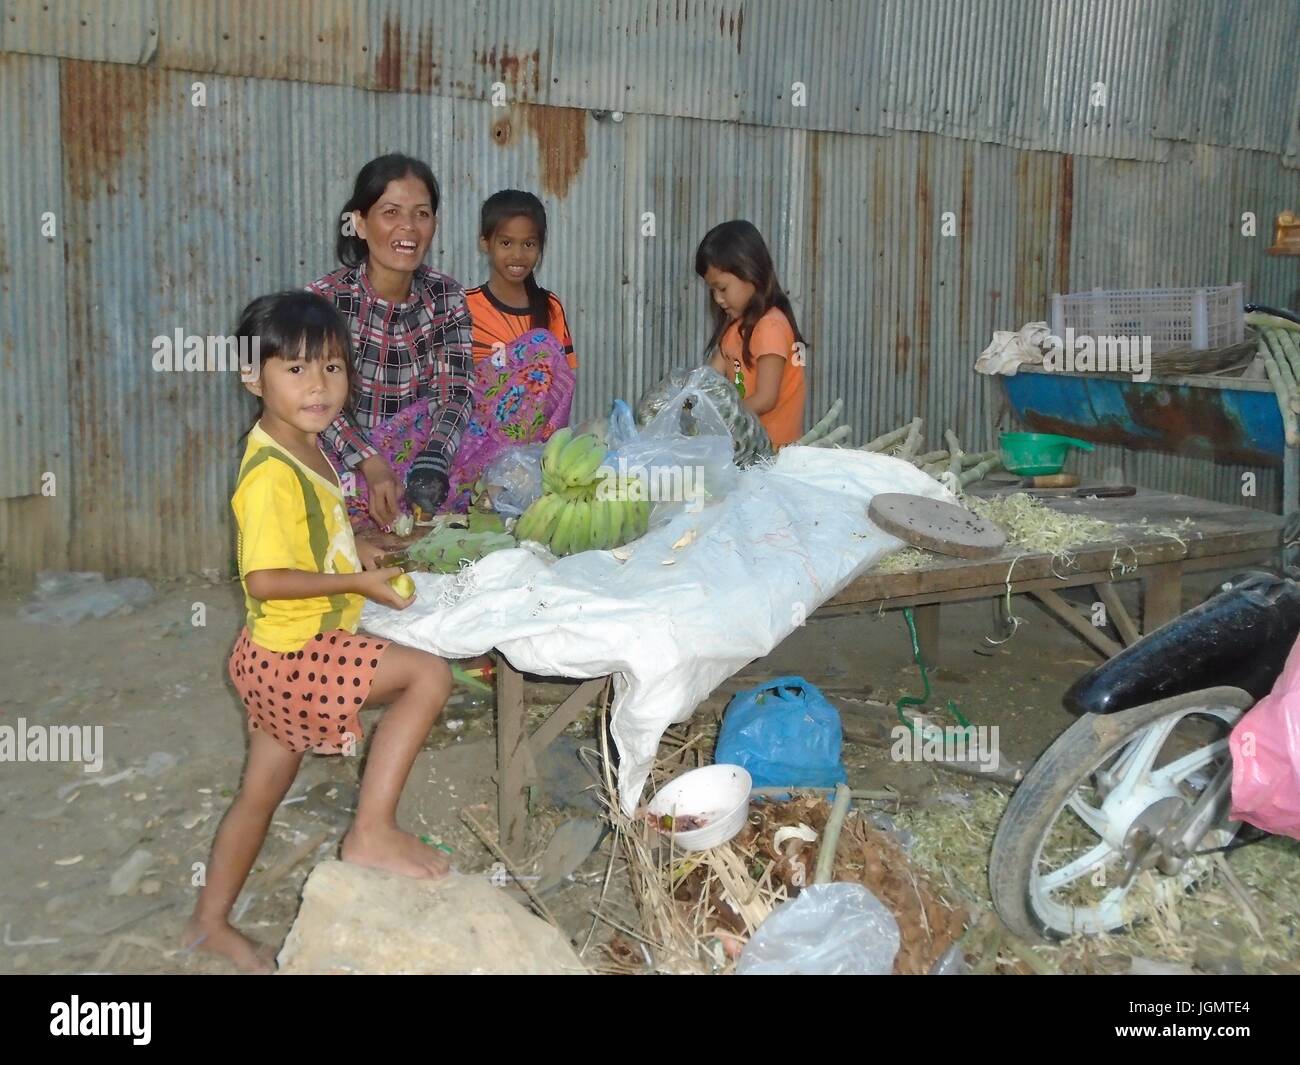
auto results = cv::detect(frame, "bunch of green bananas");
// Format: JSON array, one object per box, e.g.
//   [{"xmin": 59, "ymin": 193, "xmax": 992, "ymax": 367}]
[
  {"xmin": 513, "ymin": 429, "xmax": 652, "ymax": 555},
  {"xmin": 539, "ymin": 428, "xmax": 607, "ymax": 493}
]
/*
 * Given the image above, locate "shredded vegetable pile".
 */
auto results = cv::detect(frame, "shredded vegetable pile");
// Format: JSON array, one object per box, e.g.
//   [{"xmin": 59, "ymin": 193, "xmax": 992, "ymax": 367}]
[{"xmin": 873, "ymin": 493, "xmax": 1131, "ymax": 572}]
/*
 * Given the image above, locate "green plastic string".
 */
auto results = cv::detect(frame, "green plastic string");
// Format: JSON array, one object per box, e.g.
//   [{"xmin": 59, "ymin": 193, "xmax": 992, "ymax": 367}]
[{"xmin": 896, "ymin": 607, "xmax": 972, "ymax": 735}]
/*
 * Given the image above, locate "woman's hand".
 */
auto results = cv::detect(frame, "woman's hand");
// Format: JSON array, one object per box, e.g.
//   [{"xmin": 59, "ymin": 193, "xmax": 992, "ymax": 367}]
[
  {"xmin": 359, "ymin": 455, "xmax": 400, "ymax": 528},
  {"xmin": 352, "ymin": 566, "xmax": 414, "ymax": 609},
  {"xmin": 406, "ymin": 467, "xmax": 449, "ymax": 515}
]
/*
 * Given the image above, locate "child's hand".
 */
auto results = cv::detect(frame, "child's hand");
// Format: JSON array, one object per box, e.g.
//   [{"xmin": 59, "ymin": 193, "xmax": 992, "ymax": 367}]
[
  {"xmin": 354, "ymin": 566, "xmax": 415, "ymax": 609},
  {"xmin": 355, "ymin": 536, "xmax": 391, "ymax": 572}
]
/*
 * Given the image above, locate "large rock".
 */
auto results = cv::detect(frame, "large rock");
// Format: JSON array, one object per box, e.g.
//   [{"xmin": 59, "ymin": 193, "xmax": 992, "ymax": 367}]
[{"xmin": 277, "ymin": 861, "xmax": 587, "ymax": 975}]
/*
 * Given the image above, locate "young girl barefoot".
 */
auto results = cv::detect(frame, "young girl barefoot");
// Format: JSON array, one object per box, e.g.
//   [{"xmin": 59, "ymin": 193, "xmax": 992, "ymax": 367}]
[
  {"xmin": 696, "ymin": 220, "xmax": 808, "ymax": 447},
  {"xmin": 183, "ymin": 291, "xmax": 452, "ymax": 974}
]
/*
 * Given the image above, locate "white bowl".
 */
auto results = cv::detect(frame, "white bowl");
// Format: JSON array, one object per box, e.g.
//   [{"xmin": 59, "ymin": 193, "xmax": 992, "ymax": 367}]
[{"xmin": 646, "ymin": 764, "xmax": 752, "ymax": 851}]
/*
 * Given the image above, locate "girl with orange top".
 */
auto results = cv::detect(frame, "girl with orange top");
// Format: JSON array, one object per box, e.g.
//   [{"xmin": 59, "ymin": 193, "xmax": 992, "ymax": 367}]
[
  {"xmin": 695, "ymin": 220, "xmax": 807, "ymax": 447},
  {"xmin": 445, "ymin": 190, "xmax": 577, "ymax": 510}
]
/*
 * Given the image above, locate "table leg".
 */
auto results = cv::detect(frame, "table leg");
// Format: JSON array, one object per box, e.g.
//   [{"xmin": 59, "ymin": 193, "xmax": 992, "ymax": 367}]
[
  {"xmin": 912, "ymin": 604, "xmax": 942, "ymax": 669},
  {"xmin": 1094, "ymin": 581, "xmax": 1141, "ymax": 647},
  {"xmin": 1030, "ymin": 589, "xmax": 1124, "ymax": 659},
  {"xmin": 493, "ymin": 652, "xmax": 530, "ymax": 863},
  {"xmin": 1142, "ymin": 562, "xmax": 1184, "ymax": 634}
]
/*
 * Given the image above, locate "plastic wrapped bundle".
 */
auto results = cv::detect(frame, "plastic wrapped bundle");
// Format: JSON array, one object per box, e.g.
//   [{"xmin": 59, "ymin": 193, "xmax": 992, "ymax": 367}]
[{"xmin": 635, "ymin": 366, "xmax": 773, "ymax": 467}]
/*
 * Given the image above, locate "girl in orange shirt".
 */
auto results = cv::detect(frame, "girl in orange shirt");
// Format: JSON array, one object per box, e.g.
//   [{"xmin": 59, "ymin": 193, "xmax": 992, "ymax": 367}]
[
  {"xmin": 445, "ymin": 190, "xmax": 576, "ymax": 510},
  {"xmin": 696, "ymin": 220, "xmax": 807, "ymax": 447}
]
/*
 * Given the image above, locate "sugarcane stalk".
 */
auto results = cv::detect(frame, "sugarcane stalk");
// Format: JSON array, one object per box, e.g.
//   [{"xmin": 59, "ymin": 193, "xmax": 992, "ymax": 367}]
[
  {"xmin": 1266, "ymin": 330, "xmax": 1299, "ymax": 405},
  {"xmin": 945, "ymin": 429, "xmax": 964, "ymax": 479},
  {"xmin": 809, "ymin": 424, "xmax": 853, "ymax": 448},
  {"xmin": 912, "ymin": 449, "xmax": 949, "ymax": 466},
  {"xmin": 920, "ymin": 460, "xmax": 949, "ymax": 477},
  {"xmin": 958, "ymin": 454, "xmax": 1003, "ymax": 487},
  {"xmin": 897, "ymin": 417, "xmax": 924, "ymax": 460},
  {"xmin": 1260, "ymin": 337, "xmax": 1300, "ymax": 446},
  {"xmin": 961, "ymin": 450, "xmax": 998, "ymax": 466},
  {"xmin": 796, "ymin": 398, "xmax": 844, "ymax": 445},
  {"xmin": 1262, "ymin": 330, "xmax": 1300, "ymax": 416},
  {"xmin": 813, "ymin": 783, "xmax": 853, "ymax": 885},
  {"xmin": 1274, "ymin": 329, "xmax": 1300, "ymax": 406},
  {"xmin": 861, "ymin": 423, "xmax": 912, "ymax": 453}
]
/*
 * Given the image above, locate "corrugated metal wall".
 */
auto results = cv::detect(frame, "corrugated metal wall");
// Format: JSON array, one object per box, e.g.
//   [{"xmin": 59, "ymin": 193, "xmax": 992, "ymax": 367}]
[{"xmin": 2, "ymin": 0, "xmax": 1298, "ymax": 578}]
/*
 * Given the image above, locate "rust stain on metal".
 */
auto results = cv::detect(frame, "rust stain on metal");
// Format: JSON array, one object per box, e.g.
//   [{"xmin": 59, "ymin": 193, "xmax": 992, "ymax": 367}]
[
  {"xmin": 375, "ymin": 16, "xmax": 401, "ymax": 92},
  {"xmin": 477, "ymin": 47, "xmax": 542, "ymax": 98},
  {"xmin": 59, "ymin": 61, "xmax": 162, "ymax": 202},
  {"xmin": 524, "ymin": 105, "xmax": 587, "ymax": 199},
  {"xmin": 1013, "ymin": 153, "xmax": 1051, "ymax": 326},
  {"xmin": 375, "ymin": 16, "xmax": 434, "ymax": 94},
  {"xmin": 895, "ymin": 308, "xmax": 910, "ymax": 373},
  {"xmin": 806, "ymin": 134, "xmax": 823, "ymax": 349},
  {"xmin": 414, "ymin": 23, "xmax": 435, "ymax": 93},
  {"xmin": 957, "ymin": 144, "xmax": 973, "ymax": 342},
  {"xmin": 1056, "ymin": 153, "xmax": 1073, "ymax": 294},
  {"xmin": 491, "ymin": 114, "xmax": 514, "ymax": 145},
  {"xmin": 1022, "ymin": 387, "xmax": 1275, "ymax": 468},
  {"xmin": 913, "ymin": 136, "xmax": 932, "ymax": 398}
]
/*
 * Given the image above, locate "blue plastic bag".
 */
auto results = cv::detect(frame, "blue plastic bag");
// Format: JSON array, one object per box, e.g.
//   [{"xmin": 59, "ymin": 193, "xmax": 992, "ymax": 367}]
[{"xmin": 715, "ymin": 676, "xmax": 847, "ymax": 789}]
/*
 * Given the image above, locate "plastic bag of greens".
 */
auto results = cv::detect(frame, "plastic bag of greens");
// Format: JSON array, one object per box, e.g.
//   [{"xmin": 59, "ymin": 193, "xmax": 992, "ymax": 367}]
[{"xmin": 634, "ymin": 366, "xmax": 772, "ymax": 467}]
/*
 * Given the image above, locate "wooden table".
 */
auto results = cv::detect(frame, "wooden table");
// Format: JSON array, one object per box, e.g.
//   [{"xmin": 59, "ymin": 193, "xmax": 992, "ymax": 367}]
[
  {"xmin": 822, "ymin": 486, "xmax": 1283, "ymax": 665},
  {"xmin": 489, "ymin": 486, "xmax": 1282, "ymax": 859}
]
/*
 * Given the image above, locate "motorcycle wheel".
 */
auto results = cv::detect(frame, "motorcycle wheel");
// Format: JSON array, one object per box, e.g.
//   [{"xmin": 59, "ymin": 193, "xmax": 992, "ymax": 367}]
[{"xmin": 989, "ymin": 686, "xmax": 1252, "ymax": 942}]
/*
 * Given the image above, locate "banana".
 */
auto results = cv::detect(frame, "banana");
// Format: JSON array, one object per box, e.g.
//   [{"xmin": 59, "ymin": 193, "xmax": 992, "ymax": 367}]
[
  {"xmin": 606, "ymin": 498, "xmax": 625, "ymax": 548},
  {"xmin": 516, "ymin": 498, "xmax": 543, "ymax": 542},
  {"xmin": 548, "ymin": 499, "xmax": 577, "ymax": 556},
  {"xmin": 516, "ymin": 492, "xmax": 562, "ymax": 543},
  {"xmin": 558, "ymin": 434, "xmax": 608, "ymax": 488},
  {"xmin": 572, "ymin": 500, "xmax": 593, "ymax": 553},
  {"xmin": 589, "ymin": 500, "xmax": 610, "ymax": 551},
  {"xmin": 542, "ymin": 427, "xmax": 574, "ymax": 480},
  {"xmin": 536, "ymin": 494, "xmax": 567, "ymax": 542},
  {"xmin": 513, "ymin": 507, "xmax": 537, "ymax": 543}
]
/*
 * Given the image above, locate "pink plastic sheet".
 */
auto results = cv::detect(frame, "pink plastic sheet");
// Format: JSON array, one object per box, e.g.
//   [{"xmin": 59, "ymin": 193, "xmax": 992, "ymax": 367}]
[{"xmin": 1229, "ymin": 635, "xmax": 1300, "ymax": 840}]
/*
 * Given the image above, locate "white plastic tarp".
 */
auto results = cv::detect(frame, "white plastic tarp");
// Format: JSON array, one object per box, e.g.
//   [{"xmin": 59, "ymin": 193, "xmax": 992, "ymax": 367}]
[{"xmin": 362, "ymin": 447, "xmax": 955, "ymax": 813}]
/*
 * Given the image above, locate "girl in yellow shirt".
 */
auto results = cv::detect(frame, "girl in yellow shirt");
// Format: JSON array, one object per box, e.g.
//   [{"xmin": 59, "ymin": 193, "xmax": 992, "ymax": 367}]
[{"xmin": 183, "ymin": 291, "xmax": 452, "ymax": 973}]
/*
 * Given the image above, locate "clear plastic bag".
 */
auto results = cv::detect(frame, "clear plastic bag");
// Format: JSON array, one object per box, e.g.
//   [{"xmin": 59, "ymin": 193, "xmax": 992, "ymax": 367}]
[
  {"xmin": 736, "ymin": 883, "xmax": 901, "ymax": 975},
  {"xmin": 634, "ymin": 366, "xmax": 773, "ymax": 467},
  {"xmin": 481, "ymin": 443, "xmax": 546, "ymax": 518},
  {"xmin": 20, "ymin": 571, "xmax": 155, "ymax": 625},
  {"xmin": 607, "ymin": 398, "xmax": 638, "ymax": 450},
  {"xmin": 606, "ymin": 432, "xmax": 737, "ymax": 528}
]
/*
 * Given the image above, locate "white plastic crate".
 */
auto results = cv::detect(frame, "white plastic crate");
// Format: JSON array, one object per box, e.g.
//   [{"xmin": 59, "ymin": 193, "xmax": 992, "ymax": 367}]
[{"xmin": 1049, "ymin": 283, "xmax": 1244, "ymax": 354}]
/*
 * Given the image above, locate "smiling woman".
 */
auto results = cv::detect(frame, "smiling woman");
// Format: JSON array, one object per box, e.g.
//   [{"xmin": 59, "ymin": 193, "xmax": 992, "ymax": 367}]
[{"xmin": 308, "ymin": 154, "xmax": 475, "ymax": 528}]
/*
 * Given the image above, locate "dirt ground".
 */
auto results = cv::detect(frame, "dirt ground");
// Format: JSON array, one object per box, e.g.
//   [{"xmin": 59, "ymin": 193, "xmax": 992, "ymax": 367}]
[{"xmin": 2, "ymin": 569, "xmax": 1297, "ymax": 974}]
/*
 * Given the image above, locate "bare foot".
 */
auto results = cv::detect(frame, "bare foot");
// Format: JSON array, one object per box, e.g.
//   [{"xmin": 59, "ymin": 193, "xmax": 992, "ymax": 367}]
[
  {"xmin": 341, "ymin": 824, "xmax": 451, "ymax": 879},
  {"xmin": 181, "ymin": 917, "xmax": 277, "ymax": 974}
]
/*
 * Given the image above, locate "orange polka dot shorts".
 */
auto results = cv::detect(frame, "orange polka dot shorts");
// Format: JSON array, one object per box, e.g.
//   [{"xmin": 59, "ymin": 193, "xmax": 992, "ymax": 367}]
[{"xmin": 228, "ymin": 628, "xmax": 391, "ymax": 755}]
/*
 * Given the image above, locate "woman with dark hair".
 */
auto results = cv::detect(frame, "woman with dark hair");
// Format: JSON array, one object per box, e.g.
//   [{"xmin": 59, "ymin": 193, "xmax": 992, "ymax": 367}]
[
  {"xmin": 445, "ymin": 189, "xmax": 578, "ymax": 512},
  {"xmin": 309, "ymin": 153, "xmax": 473, "ymax": 527}
]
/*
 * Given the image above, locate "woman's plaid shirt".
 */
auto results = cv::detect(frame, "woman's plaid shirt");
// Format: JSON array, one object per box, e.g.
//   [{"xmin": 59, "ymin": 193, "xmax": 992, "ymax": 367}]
[{"xmin": 309, "ymin": 262, "xmax": 474, "ymax": 480}]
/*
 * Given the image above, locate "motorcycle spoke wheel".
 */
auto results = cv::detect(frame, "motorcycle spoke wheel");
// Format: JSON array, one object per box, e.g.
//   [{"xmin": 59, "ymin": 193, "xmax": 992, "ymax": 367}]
[{"xmin": 989, "ymin": 688, "xmax": 1251, "ymax": 942}]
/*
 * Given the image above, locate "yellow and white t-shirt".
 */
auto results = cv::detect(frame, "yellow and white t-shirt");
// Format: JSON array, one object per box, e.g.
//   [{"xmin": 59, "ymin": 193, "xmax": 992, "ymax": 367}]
[{"xmin": 231, "ymin": 423, "xmax": 364, "ymax": 652}]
